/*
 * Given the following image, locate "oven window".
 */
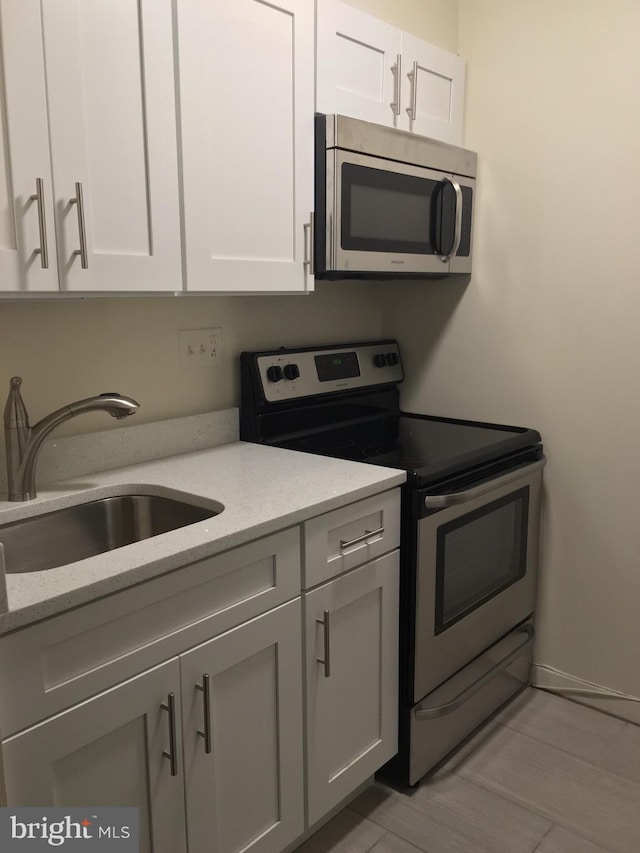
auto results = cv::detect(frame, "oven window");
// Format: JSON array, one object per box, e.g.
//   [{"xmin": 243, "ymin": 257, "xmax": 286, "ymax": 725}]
[
  {"xmin": 434, "ymin": 488, "xmax": 529, "ymax": 635},
  {"xmin": 341, "ymin": 163, "xmax": 453, "ymax": 255}
]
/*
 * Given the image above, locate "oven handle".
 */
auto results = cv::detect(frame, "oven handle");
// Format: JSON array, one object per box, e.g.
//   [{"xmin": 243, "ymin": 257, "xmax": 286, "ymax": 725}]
[
  {"xmin": 414, "ymin": 623, "xmax": 535, "ymax": 721},
  {"xmin": 424, "ymin": 457, "xmax": 546, "ymax": 510}
]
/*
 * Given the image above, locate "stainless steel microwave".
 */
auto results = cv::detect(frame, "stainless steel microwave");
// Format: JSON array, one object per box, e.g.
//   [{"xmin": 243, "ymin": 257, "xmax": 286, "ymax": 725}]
[{"xmin": 314, "ymin": 114, "xmax": 477, "ymax": 279}]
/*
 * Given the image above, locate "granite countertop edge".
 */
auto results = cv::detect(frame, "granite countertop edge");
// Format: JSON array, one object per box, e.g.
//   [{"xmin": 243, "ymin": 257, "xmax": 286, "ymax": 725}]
[{"xmin": 0, "ymin": 441, "xmax": 406, "ymax": 634}]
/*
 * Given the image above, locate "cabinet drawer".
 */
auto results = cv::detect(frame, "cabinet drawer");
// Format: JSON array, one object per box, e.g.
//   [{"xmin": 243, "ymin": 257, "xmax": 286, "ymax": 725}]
[
  {"xmin": 0, "ymin": 527, "xmax": 300, "ymax": 737},
  {"xmin": 303, "ymin": 489, "xmax": 400, "ymax": 588}
]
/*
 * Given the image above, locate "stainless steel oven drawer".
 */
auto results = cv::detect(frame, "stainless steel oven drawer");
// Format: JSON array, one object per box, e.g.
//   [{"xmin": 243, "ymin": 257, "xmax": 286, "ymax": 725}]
[{"xmin": 409, "ymin": 619, "xmax": 534, "ymax": 786}]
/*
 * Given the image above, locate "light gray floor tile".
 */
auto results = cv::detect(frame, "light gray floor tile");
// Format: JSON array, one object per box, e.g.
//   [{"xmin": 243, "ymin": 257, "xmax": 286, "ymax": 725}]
[
  {"xmin": 453, "ymin": 724, "xmax": 640, "ymax": 853},
  {"xmin": 494, "ymin": 688, "xmax": 626, "ymax": 764},
  {"xmin": 534, "ymin": 825, "xmax": 614, "ymax": 853},
  {"xmin": 367, "ymin": 833, "xmax": 428, "ymax": 853},
  {"xmin": 296, "ymin": 807, "xmax": 386, "ymax": 853},
  {"xmin": 599, "ymin": 722, "xmax": 640, "ymax": 785},
  {"xmin": 350, "ymin": 776, "xmax": 550, "ymax": 853}
]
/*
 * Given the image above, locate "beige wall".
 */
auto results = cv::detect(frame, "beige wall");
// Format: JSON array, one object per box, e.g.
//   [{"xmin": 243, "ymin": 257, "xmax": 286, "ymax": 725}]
[
  {"xmin": 343, "ymin": 0, "xmax": 458, "ymax": 51},
  {"xmin": 382, "ymin": 0, "xmax": 640, "ymax": 699},
  {"xmin": 0, "ymin": 283, "xmax": 382, "ymax": 436}
]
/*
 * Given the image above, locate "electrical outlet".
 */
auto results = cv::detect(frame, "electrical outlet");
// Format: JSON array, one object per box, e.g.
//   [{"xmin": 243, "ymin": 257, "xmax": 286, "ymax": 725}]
[{"xmin": 179, "ymin": 327, "xmax": 223, "ymax": 369}]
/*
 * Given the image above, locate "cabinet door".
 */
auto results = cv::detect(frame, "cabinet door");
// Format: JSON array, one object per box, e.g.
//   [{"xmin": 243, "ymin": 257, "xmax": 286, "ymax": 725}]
[
  {"xmin": 41, "ymin": 0, "xmax": 181, "ymax": 292},
  {"xmin": 178, "ymin": 0, "xmax": 314, "ymax": 293},
  {"xmin": 2, "ymin": 659, "xmax": 186, "ymax": 853},
  {"xmin": 305, "ymin": 552, "xmax": 399, "ymax": 825},
  {"xmin": 316, "ymin": 1, "xmax": 402, "ymax": 128},
  {"xmin": 0, "ymin": 0, "xmax": 59, "ymax": 292},
  {"xmin": 181, "ymin": 600, "xmax": 304, "ymax": 853},
  {"xmin": 400, "ymin": 32, "xmax": 465, "ymax": 145}
]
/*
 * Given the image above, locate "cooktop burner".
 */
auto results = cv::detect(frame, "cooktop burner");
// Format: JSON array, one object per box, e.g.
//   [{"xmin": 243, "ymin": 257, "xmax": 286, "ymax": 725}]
[
  {"xmin": 301, "ymin": 436, "xmax": 356, "ymax": 452},
  {"xmin": 362, "ymin": 443, "xmax": 435, "ymax": 467}
]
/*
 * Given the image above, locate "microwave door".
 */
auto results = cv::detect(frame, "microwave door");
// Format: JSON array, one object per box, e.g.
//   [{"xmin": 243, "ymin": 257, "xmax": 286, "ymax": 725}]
[{"xmin": 332, "ymin": 150, "xmax": 451, "ymax": 275}]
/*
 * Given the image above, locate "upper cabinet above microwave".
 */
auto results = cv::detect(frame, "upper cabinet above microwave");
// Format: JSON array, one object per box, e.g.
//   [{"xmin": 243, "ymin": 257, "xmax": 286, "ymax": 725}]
[
  {"xmin": 316, "ymin": 1, "xmax": 466, "ymax": 146},
  {"xmin": 0, "ymin": 0, "xmax": 182, "ymax": 295}
]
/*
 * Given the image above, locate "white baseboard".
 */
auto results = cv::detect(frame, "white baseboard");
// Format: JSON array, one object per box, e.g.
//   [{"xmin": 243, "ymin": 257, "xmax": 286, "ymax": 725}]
[{"xmin": 531, "ymin": 664, "xmax": 640, "ymax": 725}]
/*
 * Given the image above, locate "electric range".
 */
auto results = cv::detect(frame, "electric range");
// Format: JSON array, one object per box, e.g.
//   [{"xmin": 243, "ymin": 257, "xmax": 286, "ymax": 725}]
[{"xmin": 240, "ymin": 339, "xmax": 545, "ymax": 786}]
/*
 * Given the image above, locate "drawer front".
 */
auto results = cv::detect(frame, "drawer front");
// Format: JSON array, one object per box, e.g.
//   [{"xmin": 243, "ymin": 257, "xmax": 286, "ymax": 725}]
[
  {"xmin": 303, "ymin": 489, "xmax": 400, "ymax": 588},
  {"xmin": 0, "ymin": 527, "xmax": 300, "ymax": 737}
]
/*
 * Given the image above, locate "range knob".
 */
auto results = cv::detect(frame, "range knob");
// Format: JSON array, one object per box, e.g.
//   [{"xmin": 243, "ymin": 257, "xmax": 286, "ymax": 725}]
[
  {"xmin": 283, "ymin": 363, "xmax": 300, "ymax": 381},
  {"xmin": 373, "ymin": 353, "xmax": 386, "ymax": 368},
  {"xmin": 386, "ymin": 352, "xmax": 399, "ymax": 366},
  {"xmin": 266, "ymin": 365, "xmax": 283, "ymax": 383}
]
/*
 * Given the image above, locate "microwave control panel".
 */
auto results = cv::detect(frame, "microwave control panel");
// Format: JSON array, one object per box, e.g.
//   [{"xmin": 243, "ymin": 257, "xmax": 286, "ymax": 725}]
[{"xmin": 255, "ymin": 342, "xmax": 403, "ymax": 403}]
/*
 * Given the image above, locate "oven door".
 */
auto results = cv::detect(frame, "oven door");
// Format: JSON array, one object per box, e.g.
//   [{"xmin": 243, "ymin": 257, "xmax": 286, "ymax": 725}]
[
  {"xmin": 413, "ymin": 457, "xmax": 545, "ymax": 703},
  {"xmin": 326, "ymin": 149, "xmax": 474, "ymax": 275}
]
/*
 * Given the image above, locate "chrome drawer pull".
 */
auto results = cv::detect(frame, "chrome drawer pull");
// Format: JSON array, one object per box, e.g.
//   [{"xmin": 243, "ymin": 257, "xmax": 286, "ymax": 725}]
[
  {"xmin": 160, "ymin": 692, "xmax": 178, "ymax": 776},
  {"xmin": 303, "ymin": 212, "xmax": 315, "ymax": 274},
  {"xmin": 316, "ymin": 610, "xmax": 331, "ymax": 677},
  {"xmin": 339, "ymin": 525, "xmax": 384, "ymax": 551},
  {"xmin": 196, "ymin": 673, "xmax": 212, "ymax": 754},
  {"xmin": 30, "ymin": 178, "xmax": 49, "ymax": 269},
  {"xmin": 70, "ymin": 181, "xmax": 88, "ymax": 269},
  {"xmin": 390, "ymin": 53, "xmax": 402, "ymax": 116},
  {"xmin": 406, "ymin": 60, "xmax": 418, "ymax": 121}
]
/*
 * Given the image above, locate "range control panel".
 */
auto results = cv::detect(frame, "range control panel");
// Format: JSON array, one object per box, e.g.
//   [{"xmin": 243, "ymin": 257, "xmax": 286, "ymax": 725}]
[{"xmin": 255, "ymin": 341, "xmax": 403, "ymax": 403}]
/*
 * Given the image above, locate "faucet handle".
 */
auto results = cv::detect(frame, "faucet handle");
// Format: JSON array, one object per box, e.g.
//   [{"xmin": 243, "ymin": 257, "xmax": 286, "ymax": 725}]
[{"xmin": 4, "ymin": 376, "xmax": 30, "ymax": 430}]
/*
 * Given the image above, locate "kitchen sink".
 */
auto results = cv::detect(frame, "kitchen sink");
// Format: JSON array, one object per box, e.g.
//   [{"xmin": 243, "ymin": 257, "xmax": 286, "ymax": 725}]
[{"xmin": 0, "ymin": 493, "xmax": 222, "ymax": 574}]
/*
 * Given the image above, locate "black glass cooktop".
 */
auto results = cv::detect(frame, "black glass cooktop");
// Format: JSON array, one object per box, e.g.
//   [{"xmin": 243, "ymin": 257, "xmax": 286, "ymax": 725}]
[{"xmin": 275, "ymin": 413, "xmax": 541, "ymax": 486}]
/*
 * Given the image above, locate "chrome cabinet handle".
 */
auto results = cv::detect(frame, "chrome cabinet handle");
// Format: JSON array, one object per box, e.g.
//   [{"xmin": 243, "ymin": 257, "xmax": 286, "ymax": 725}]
[
  {"xmin": 303, "ymin": 212, "xmax": 315, "ymax": 275},
  {"xmin": 196, "ymin": 673, "xmax": 212, "ymax": 755},
  {"xmin": 406, "ymin": 60, "xmax": 418, "ymax": 121},
  {"xmin": 339, "ymin": 525, "xmax": 384, "ymax": 551},
  {"xmin": 414, "ymin": 624, "xmax": 535, "ymax": 720},
  {"xmin": 70, "ymin": 181, "xmax": 88, "ymax": 269},
  {"xmin": 439, "ymin": 177, "xmax": 463, "ymax": 263},
  {"xmin": 160, "ymin": 692, "xmax": 178, "ymax": 776},
  {"xmin": 316, "ymin": 610, "xmax": 331, "ymax": 677},
  {"xmin": 30, "ymin": 178, "xmax": 49, "ymax": 269},
  {"xmin": 390, "ymin": 54, "xmax": 402, "ymax": 116}
]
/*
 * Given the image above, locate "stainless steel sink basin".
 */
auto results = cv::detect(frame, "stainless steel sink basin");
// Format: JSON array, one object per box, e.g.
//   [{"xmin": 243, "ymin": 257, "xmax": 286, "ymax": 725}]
[{"xmin": 0, "ymin": 493, "xmax": 222, "ymax": 573}]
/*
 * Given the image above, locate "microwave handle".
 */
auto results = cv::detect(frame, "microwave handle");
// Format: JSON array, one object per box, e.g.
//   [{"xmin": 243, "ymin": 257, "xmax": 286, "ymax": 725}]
[
  {"xmin": 424, "ymin": 457, "xmax": 546, "ymax": 509},
  {"xmin": 439, "ymin": 177, "xmax": 463, "ymax": 263}
]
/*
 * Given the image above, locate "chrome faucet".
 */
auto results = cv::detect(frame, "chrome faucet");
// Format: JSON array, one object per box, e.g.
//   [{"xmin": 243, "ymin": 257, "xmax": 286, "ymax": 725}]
[{"xmin": 3, "ymin": 377, "xmax": 139, "ymax": 501}]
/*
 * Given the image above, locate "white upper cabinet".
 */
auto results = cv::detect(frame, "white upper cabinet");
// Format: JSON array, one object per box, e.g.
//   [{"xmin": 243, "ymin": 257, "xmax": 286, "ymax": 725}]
[
  {"xmin": 0, "ymin": 1, "xmax": 59, "ymax": 293},
  {"xmin": 401, "ymin": 32, "xmax": 465, "ymax": 145},
  {"xmin": 316, "ymin": 0, "xmax": 466, "ymax": 146},
  {"xmin": 177, "ymin": 0, "xmax": 315, "ymax": 293},
  {"xmin": 316, "ymin": 2, "xmax": 402, "ymax": 128},
  {"xmin": 0, "ymin": 0, "xmax": 182, "ymax": 294}
]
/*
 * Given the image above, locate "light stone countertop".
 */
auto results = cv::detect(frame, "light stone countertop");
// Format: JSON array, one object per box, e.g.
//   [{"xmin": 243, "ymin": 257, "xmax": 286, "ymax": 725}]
[{"xmin": 0, "ymin": 441, "xmax": 405, "ymax": 634}]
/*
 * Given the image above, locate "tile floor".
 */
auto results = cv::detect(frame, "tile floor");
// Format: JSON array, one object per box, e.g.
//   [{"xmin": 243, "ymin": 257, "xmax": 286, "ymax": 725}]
[{"xmin": 297, "ymin": 688, "xmax": 640, "ymax": 853}]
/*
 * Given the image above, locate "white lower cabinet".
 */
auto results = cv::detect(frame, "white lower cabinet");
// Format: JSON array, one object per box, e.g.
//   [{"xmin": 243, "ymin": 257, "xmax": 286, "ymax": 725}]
[
  {"xmin": 2, "ymin": 658, "xmax": 187, "ymax": 853},
  {"xmin": 304, "ymin": 551, "xmax": 399, "ymax": 826},
  {"xmin": 2, "ymin": 600, "xmax": 304, "ymax": 853},
  {"xmin": 0, "ymin": 492, "xmax": 402, "ymax": 851},
  {"xmin": 181, "ymin": 599, "xmax": 304, "ymax": 853}
]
